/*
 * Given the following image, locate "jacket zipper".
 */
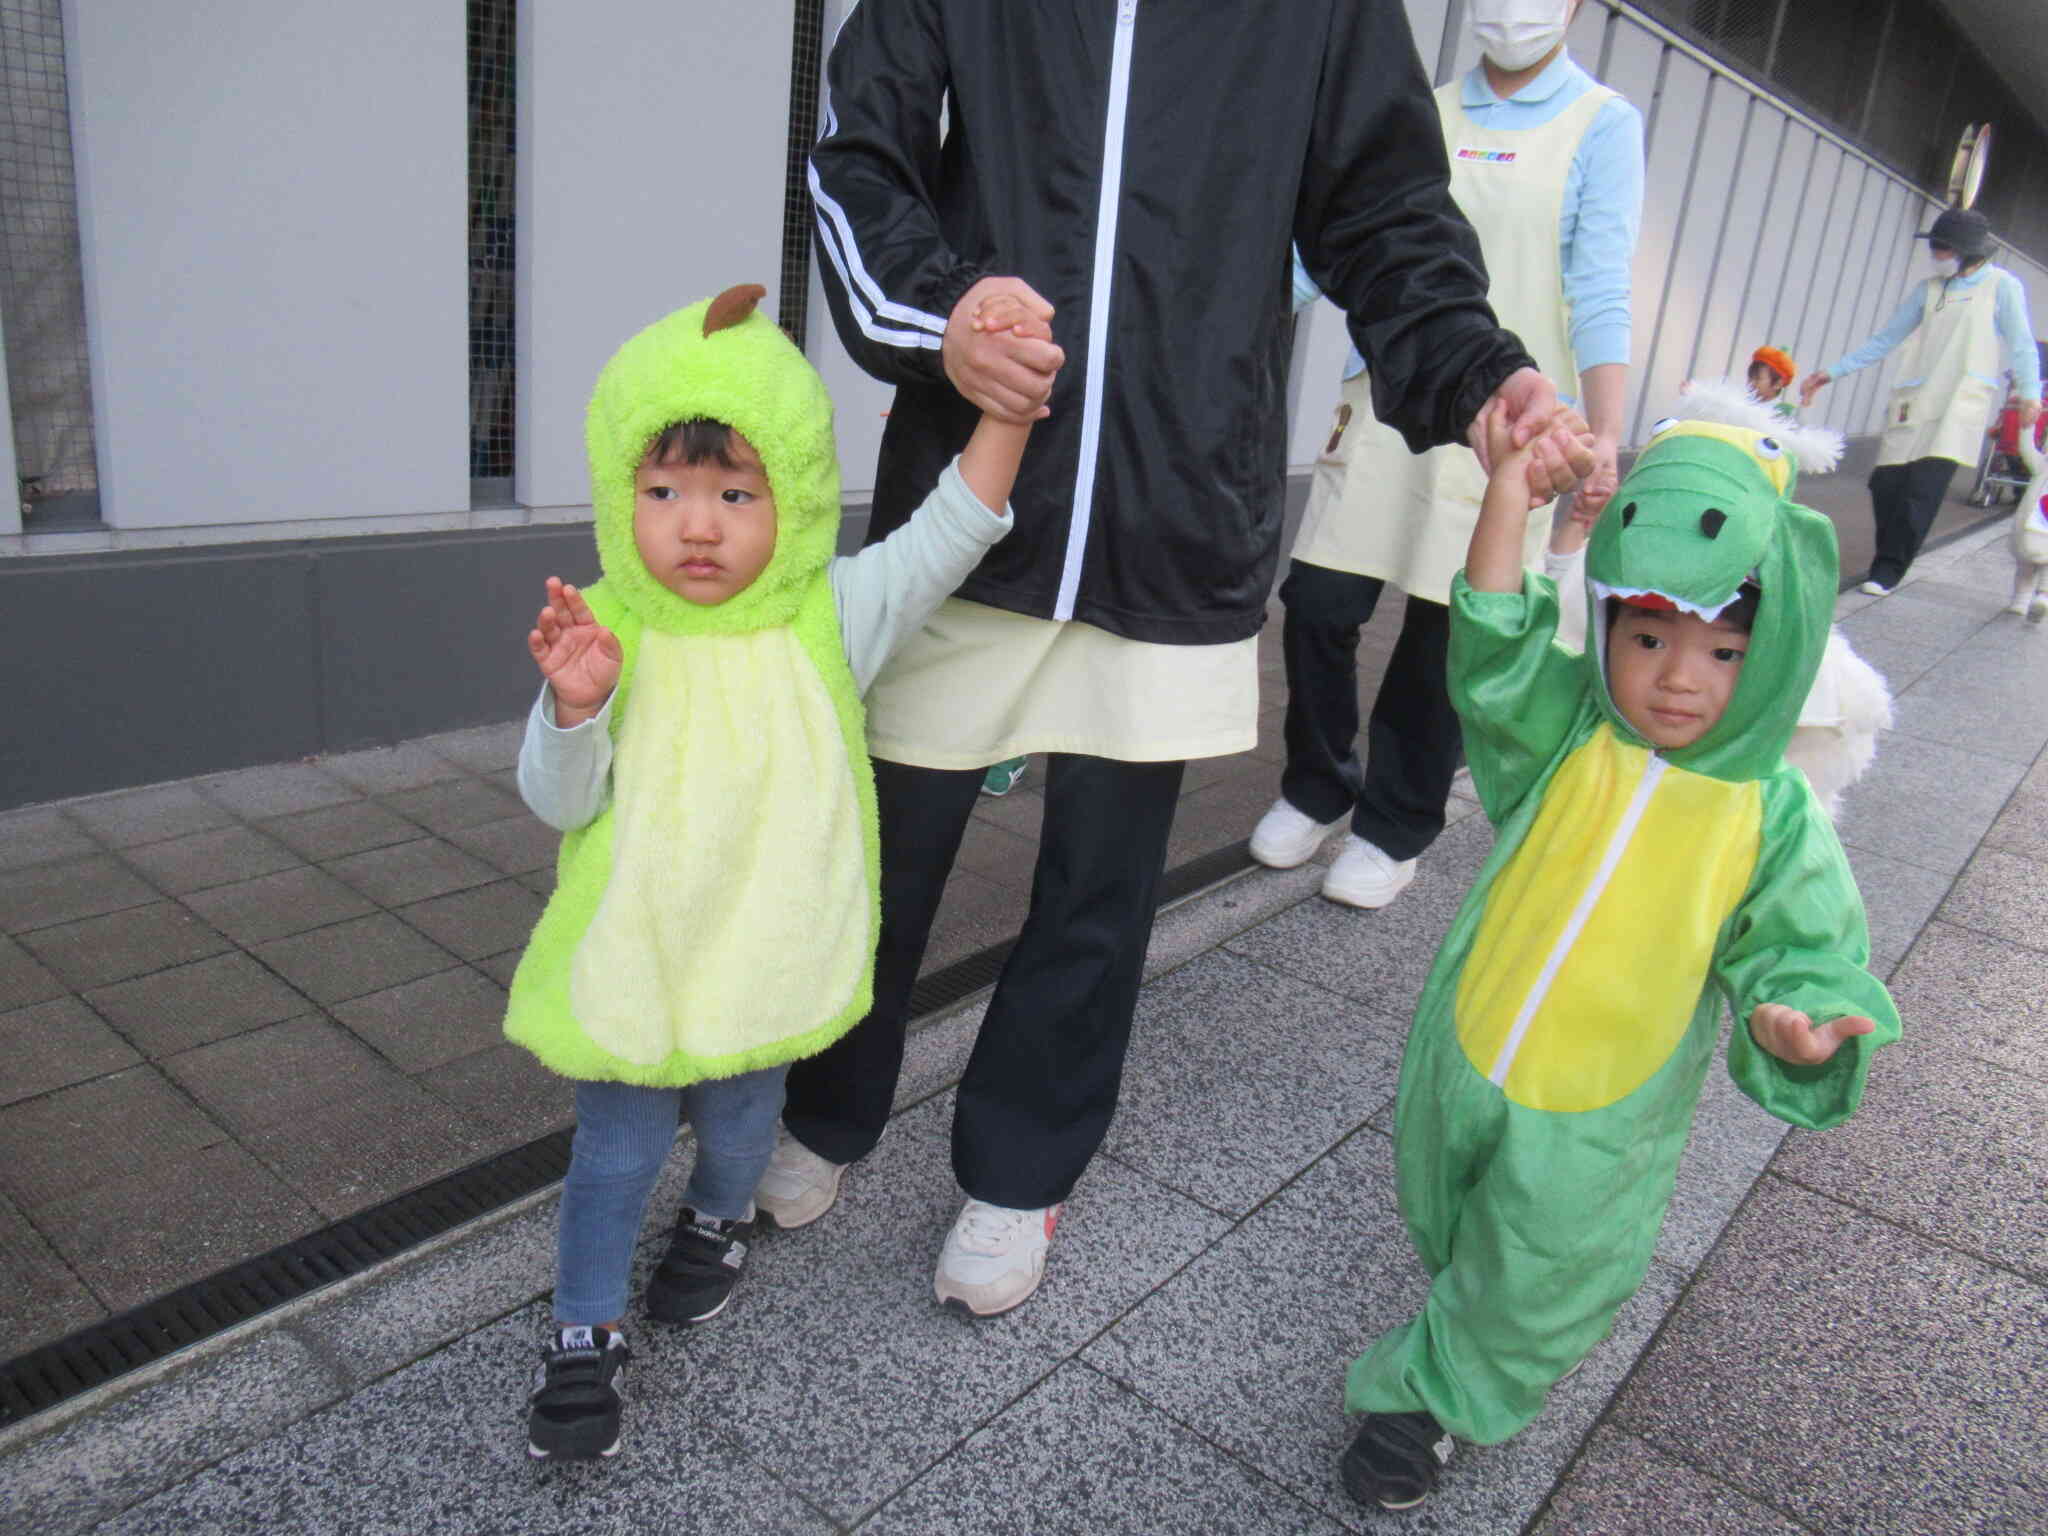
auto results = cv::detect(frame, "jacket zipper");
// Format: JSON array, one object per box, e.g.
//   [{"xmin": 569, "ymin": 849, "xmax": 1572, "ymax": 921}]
[
  {"xmin": 1486, "ymin": 753, "xmax": 1667, "ymax": 1086},
  {"xmin": 1054, "ymin": 0, "xmax": 1140, "ymax": 621}
]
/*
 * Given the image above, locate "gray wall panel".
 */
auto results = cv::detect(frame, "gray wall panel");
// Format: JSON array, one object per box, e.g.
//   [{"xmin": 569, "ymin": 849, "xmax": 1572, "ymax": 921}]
[
  {"xmin": 0, "ymin": 549, "xmax": 323, "ymax": 808},
  {"xmin": 0, "ymin": 526, "xmax": 598, "ymax": 812}
]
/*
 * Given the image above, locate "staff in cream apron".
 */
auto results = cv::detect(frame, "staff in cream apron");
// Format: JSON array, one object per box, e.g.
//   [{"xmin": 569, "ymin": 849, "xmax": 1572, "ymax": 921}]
[
  {"xmin": 1249, "ymin": 0, "xmax": 1642, "ymax": 909},
  {"xmin": 1800, "ymin": 205, "xmax": 2041, "ymax": 596}
]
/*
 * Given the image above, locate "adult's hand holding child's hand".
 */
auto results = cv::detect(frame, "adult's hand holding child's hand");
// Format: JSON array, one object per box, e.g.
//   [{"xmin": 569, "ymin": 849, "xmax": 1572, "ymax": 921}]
[
  {"xmin": 945, "ymin": 276, "xmax": 1064, "ymax": 423},
  {"xmin": 529, "ymin": 577, "xmax": 622, "ymax": 727},
  {"xmin": 1749, "ymin": 1002, "xmax": 1874, "ymax": 1067}
]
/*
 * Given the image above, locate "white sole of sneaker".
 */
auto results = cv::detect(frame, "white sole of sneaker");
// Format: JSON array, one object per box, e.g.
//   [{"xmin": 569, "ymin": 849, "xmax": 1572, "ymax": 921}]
[{"xmin": 936, "ymin": 1281, "xmax": 1041, "ymax": 1319}]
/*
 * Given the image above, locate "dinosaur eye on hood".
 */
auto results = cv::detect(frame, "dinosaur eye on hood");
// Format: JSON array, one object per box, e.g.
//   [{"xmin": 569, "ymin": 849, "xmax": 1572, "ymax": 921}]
[
  {"xmin": 1620, "ymin": 501, "xmax": 1637, "ymax": 526},
  {"xmin": 1700, "ymin": 508, "xmax": 1727, "ymax": 539},
  {"xmin": 1648, "ymin": 417, "xmax": 1680, "ymax": 438},
  {"xmin": 1755, "ymin": 436, "xmax": 1784, "ymax": 460}
]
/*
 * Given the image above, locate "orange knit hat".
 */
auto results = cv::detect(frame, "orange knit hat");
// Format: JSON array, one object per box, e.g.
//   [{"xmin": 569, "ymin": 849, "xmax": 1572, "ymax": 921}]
[{"xmin": 1750, "ymin": 345, "xmax": 1796, "ymax": 386}]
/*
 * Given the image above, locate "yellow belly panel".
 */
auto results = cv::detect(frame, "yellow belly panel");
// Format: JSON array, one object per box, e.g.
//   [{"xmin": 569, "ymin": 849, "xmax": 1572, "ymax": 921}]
[{"xmin": 1454, "ymin": 727, "xmax": 1762, "ymax": 1112}]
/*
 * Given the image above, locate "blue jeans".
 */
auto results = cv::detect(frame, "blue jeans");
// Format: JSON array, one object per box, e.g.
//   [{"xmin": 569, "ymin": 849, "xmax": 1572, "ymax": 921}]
[{"xmin": 553, "ymin": 1067, "xmax": 786, "ymax": 1326}]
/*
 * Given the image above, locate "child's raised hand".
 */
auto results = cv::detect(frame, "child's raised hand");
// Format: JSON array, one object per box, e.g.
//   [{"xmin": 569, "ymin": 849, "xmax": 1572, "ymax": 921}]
[
  {"xmin": 528, "ymin": 577, "xmax": 622, "ymax": 725},
  {"xmin": 1748, "ymin": 1002, "xmax": 1875, "ymax": 1067},
  {"xmin": 972, "ymin": 291, "xmax": 1055, "ymax": 346}
]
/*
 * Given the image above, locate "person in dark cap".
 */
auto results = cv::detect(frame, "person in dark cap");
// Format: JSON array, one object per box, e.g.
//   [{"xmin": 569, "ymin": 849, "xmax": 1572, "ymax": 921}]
[{"xmin": 1800, "ymin": 205, "xmax": 2040, "ymax": 595}]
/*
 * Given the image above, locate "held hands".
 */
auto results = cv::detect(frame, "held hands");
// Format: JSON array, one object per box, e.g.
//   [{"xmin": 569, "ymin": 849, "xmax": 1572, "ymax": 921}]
[
  {"xmin": 1469, "ymin": 369, "xmax": 1597, "ymax": 510},
  {"xmin": 1748, "ymin": 1002, "xmax": 1875, "ymax": 1067},
  {"xmin": 1477, "ymin": 393, "xmax": 1596, "ymax": 507},
  {"xmin": 944, "ymin": 276, "xmax": 1065, "ymax": 424},
  {"xmin": 1798, "ymin": 370, "xmax": 1832, "ymax": 407},
  {"xmin": 528, "ymin": 577, "xmax": 622, "ymax": 728}
]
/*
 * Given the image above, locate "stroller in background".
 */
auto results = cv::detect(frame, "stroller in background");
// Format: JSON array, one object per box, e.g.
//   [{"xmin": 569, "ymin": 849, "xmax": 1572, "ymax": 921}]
[{"xmin": 1967, "ymin": 340, "xmax": 2048, "ymax": 506}]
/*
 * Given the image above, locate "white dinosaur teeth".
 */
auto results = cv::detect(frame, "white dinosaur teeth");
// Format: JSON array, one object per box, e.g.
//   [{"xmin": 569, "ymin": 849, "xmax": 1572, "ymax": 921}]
[{"xmin": 1590, "ymin": 580, "xmax": 1741, "ymax": 623}]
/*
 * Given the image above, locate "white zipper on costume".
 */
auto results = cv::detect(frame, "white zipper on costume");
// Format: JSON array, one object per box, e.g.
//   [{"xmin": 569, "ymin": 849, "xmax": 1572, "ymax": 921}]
[
  {"xmin": 1486, "ymin": 753, "xmax": 1668, "ymax": 1086},
  {"xmin": 1054, "ymin": 0, "xmax": 1140, "ymax": 621}
]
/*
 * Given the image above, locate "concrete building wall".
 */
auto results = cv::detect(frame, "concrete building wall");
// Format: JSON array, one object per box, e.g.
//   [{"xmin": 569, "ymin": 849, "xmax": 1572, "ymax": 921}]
[
  {"xmin": 514, "ymin": 0, "xmax": 792, "ymax": 512},
  {"xmin": 62, "ymin": 0, "xmax": 470, "ymax": 531}
]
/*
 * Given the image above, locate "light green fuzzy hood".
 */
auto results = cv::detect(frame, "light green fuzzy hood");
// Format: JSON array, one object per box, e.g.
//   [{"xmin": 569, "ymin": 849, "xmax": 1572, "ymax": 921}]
[{"xmin": 587, "ymin": 292, "xmax": 839, "ymax": 633}]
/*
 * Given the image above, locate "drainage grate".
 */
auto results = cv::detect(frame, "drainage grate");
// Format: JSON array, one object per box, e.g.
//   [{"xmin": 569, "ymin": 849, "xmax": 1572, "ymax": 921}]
[
  {"xmin": 1, "ymin": 840, "xmax": 1262, "ymax": 1429},
  {"xmin": 0, "ymin": 1131, "xmax": 573, "ymax": 1429}
]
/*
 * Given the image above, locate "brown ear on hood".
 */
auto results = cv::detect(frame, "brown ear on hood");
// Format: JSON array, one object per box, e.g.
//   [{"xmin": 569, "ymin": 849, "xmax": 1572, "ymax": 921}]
[{"xmin": 704, "ymin": 284, "xmax": 767, "ymax": 337}]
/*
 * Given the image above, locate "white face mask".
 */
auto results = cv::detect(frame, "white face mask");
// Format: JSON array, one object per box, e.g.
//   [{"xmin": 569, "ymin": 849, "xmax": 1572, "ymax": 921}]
[
  {"xmin": 1469, "ymin": 0, "xmax": 1572, "ymax": 72},
  {"xmin": 1931, "ymin": 254, "xmax": 1960, "ymax": 280}
]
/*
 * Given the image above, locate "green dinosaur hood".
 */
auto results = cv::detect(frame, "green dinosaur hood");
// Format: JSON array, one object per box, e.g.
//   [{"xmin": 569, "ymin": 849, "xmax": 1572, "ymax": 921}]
[
  {"xmin": 585, "ymin": 288, "xmax": 839, "ymax": 635},
  {"xmin": 1583, "ymin": 417, "xmax": 1839, "ymax": 781}
]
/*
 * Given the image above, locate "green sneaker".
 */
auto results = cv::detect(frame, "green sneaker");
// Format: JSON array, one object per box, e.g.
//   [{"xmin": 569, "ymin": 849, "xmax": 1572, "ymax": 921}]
[{"xmin": 980, "ymin": 757, "xmax": 1028, "ymax": 796}]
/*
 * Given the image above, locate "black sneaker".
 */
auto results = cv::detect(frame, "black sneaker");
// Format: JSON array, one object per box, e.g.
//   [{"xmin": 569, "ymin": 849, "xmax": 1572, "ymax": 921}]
[
  {"xmin": 645, "ymin": 1206, "xmax": 753, "ymax": 1325},
  {"xmin": 1339, "ymin": 1410, "xmax": 1454, "ymax": 1511},
  {"xmin": 526, "ymin": 1325, "xmax": 629, "ymax": 1462}
]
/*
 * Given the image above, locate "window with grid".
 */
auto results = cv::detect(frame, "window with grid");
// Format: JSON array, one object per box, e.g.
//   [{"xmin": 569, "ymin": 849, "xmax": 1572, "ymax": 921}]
[{"xmin": 0, "ymin": 0, "xmax": 98, "ymax": 528}]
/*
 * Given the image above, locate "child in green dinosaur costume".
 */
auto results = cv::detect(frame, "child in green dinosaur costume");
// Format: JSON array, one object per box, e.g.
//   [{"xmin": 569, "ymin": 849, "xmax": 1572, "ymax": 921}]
[
  {"xmin": 1337, "ymin": 397, "xmax": 1901, "ymax": 1512},
  {"xmin": 507, "ymin": 284, "xmax": 1046, "ymax": 1463}
]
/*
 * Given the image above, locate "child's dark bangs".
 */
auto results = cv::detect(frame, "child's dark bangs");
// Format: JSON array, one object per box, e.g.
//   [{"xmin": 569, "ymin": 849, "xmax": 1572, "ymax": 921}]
[{"xmin": 646, "ymin": 418, "xmax": 740, "ymax": 468}]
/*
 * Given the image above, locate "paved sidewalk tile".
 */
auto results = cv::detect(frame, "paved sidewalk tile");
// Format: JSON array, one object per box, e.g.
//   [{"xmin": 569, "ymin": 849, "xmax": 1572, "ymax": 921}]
[
  {"xmin": 181, "ymin": 865, "xmax": 377, "ymax": 947},
  {"xmin": 1831, "ymin": 730, "xmax": 2021, "ymax": 876},
  {"xmin": 0, "ymin": 855, "xmax": 158, "ymax": 935},
  {"xmin": 84, "ymin": 952, "xmax": 311, "ymax": 1059},
  {"xmin": 252, "ymin": 913, "xmax": 460, "ymax": 1005},
  {"xmin": 333, "ymin": 966, "xmax": 510, "ymax": 1074},
  {"xmin": 1221, "ymin": 809, "xmax": 1493, "ymax": 1023},
  {"xmin": 376, "ymin": 778, "xmax": 526, "ymax": 838},
  {"xmin": 117, "ymin": 824, "xmax": 303, "ymax": 895},
  {"xmin": 1531, "ymin": 1426, "xmax": 1808, "ymax": 1535},
  {"xmin": 1103, "ymin": 947, "xmax": 1405, "ymax": 1218},
  {"xmin": 867, "ymin": 1363, "xmax": 1346, "ymax": 1535},
  {"xmin": 0, "ymin": 1067, "xmax": 225, "ymax": 1209},
  {"xmin": 0, "ymin": 1330, "xmax": 351, "ymax": 1536},
  {"xmin": 657, "ymin": 1093, "xmax": 1229, "ymax": 1524},
  {"xmin": 1839, "ymin": 843, "xmax": 1954, "ymax": 978},
  {"xmin": 18, "ymin": 901, "xmax": 230, "ymax": 990},
  {"xmin": 0, "ymin": 1193, "xmax": 101, "ymax": 1364},
  {"xmin": 62, "ymin": 783, "xmax": 233, "ymax": 848},
  {"xmin": 262, "ymin": 800, "xmax": 424, "ymax": 863},
  {"xmin": 1771, "ymin": 1022, "xmax": 2048, "ymax": 1280},
  {"xmin": 162, "ymin": 1016, "xmax": 408, "ymax": 1136},
  {"xmin": 1938, "ymin": 845, "xmax": 2048, "ymax": 954},
  {"xmin": 197, "ymin": 763, "xmax": 355, "ymax": 820},
  {"xmin": 1611, "ymin": 1180, "xmax": 2048, "ymax": 1535},
  {"xmin": 33, "ymin": 1141, "xmax": 322, "ymax": 1314},
  {"xmin": 0, "ymin": 933, "xmax": 65, "ymax": 1012},
  {"xmin": 395, "ymin": 880, "xmax": 545, "ymax": 962},
  {"xmin": 0, "ymin": 997, "xmax": 141, "ymax": 1105},
  {"xmin": 315, "ymin": 742, "xmax": 463, "ymax": 795},
  {"xmin": 242, "ymin": 1075, "xmax": 499, "ymax": 1219},
  {"xmin": 1880, "ymin": 919, "xmax": 2048, "ymax": 1080},
  {"xmin": 1085, "ymin": 1130, "xmax": 1686, "ymax": 1535},
  {"xmin": 323, "ymin": 838, "xmax": 499, "ymax": 908},
  {"xmin": 0, "ymin": 806, "xmax": 98, "ymax": 872},
  {"xmin": 88, "ymin": 1307, "xmax": 830, "ymax": 1536}
]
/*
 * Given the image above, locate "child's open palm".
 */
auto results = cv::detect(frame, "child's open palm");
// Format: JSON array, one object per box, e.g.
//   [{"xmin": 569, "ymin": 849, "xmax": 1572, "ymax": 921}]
[
  {"xmin": 1749, "ymin": 1002, "xmax": 1875, "ymax": 1066},
  {"xmin": 529, "ymin": 577, "xmax": 622, "ymax": 723}
]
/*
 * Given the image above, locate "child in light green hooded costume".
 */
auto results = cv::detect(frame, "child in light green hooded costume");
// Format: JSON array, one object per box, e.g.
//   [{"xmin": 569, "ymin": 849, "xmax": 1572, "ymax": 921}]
[
  {"xmin": 509, "ymin": 285, "xmax": 1042, "ymax": 1463},
  {"xmin": 1337, "ymin": 392, "xmax": 1900, "ymax": 1512}
]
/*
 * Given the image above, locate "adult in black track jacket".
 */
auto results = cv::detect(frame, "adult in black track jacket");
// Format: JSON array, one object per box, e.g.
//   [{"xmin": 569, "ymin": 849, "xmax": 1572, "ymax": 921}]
[{"xmin": 759, "ymin": 0, "xmax": 1589, "ymax": 1315}]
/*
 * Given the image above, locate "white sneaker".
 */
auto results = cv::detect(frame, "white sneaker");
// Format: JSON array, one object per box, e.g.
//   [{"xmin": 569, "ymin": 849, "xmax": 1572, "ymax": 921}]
[
  {"xmin": 1858, "ymin": 579, "xmax": 1893, "ymax": 597},
  {"xmin": 2030, "ymin": 594, "xmax": 2048, "ymax": 625},
  {"xmin": 1321, "ymin": 834, "xmax": 1417, "ymax": 910},
  {"xmin": 752, "ymin": 1132, "xmax": 845, "ymax": 1229},
  {"xmin": 933, "ymin": 1199, "xmax": 1062, "ymax": 1316},
  {"xmin": 1249, "ymin": 798, "xmax": 1345, "ymax": 869}
]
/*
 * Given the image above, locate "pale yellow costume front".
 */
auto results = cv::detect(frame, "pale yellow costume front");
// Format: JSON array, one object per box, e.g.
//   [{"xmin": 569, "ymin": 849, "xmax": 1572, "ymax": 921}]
[{"xmin": 1291, "ymin": 80, "xmax": 1614, "ymax": 601}]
